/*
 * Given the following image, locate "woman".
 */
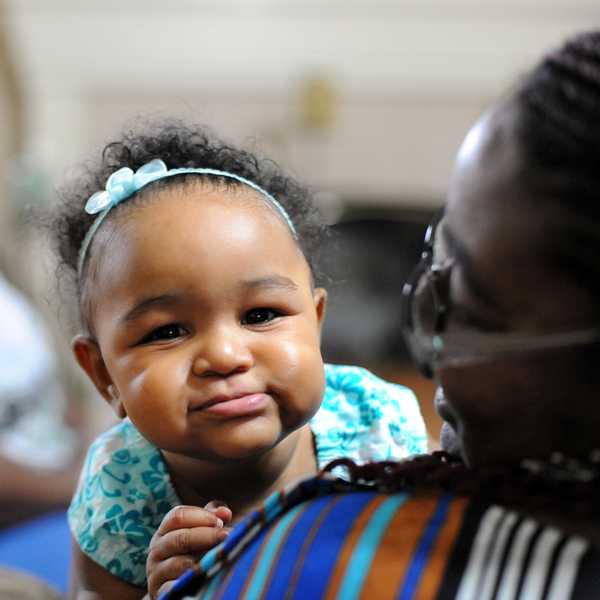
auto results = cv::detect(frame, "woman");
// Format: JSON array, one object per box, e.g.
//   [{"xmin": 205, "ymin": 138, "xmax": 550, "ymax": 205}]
[
  {"xmin": 406, "ymin": 31, "xmax": 600, "ymax": 470},
  {"xmin": 163, "ymin": 31, "xmax": 600, "ymax": 600}
]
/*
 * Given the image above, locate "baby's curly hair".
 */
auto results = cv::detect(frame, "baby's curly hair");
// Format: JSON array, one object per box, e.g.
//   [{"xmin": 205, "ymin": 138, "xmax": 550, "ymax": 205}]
[{"xmin": 52, "ymin": 119, "xmax": 329, "ymax": 329}]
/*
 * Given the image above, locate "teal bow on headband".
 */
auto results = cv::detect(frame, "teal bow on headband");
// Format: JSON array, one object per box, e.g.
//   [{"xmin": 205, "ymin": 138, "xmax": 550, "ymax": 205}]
[
  {"xmin": 85, "ymin": 159, "xmax": 168, "ymax": 215},
  {"xmin": 78, "ymin": 159, "xmax": 296, "ymax": 277}
]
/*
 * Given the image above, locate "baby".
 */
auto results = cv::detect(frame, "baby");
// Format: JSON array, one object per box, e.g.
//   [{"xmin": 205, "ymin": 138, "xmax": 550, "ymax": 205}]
[{"xmin": 52, "ymin": 121, "xmax": 427, "ymax": 598}]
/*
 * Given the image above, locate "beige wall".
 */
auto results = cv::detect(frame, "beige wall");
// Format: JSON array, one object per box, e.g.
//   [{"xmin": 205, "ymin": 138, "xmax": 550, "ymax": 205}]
[
  {"xmin": 86, "ymin": 92, "xmax": 488, "ymax": 204},
  {"xmin": 6, "ymin": 0, "xmax": 600, "ymax": 206},
  {"xmin": 2, "ymin": 1, "xmax": 599, "ymax": 433},
  {"xmin": 0, "ymin": 3, "xmax": 24, "ymax": 286}
]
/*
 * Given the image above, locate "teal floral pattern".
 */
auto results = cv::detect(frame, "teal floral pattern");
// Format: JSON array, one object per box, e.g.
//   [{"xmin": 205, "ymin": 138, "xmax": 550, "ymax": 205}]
[
  {"xmin": 313, "ymin": 365, "xmax": 427, "ymax": 466},
  {"xmin": 69, "ymin": 420, "xmax": 179, "ymax": 586},
  {"xmin": 68, "ymin": 364, "xmax": 426, "ymax": 587}
]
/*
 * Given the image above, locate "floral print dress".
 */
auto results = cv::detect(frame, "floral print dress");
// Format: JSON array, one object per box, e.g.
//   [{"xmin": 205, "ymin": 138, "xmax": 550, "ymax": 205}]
[{"xmin": 68, "ymin": 364, "xmax": 427, "ymax": 587}]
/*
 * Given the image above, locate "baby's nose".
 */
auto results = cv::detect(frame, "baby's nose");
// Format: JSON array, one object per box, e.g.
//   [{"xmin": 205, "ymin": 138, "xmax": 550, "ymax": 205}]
[{"xmin": 191, "ymin": 327, "xmax": 253, "ymax": 376}]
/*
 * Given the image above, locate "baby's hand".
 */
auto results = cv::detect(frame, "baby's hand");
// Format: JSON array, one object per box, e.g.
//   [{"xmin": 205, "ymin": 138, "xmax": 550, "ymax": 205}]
[{"xmin": 146, "ymin": 502, "xmax": 232, "ymax": 599}]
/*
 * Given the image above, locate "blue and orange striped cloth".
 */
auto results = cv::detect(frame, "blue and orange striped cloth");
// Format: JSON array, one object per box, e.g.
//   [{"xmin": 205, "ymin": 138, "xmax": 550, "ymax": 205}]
[{"xmin": 162, "ymin": 476, "xmax": 600, "ymax": 600}]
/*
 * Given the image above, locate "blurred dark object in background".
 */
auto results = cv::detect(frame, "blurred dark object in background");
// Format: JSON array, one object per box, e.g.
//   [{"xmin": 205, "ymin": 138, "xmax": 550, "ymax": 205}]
[
  {"xmin": 321, "ymin": 206, "xmax": 434, "ymax": 367},
  {"xmin": 320, "ymin": 205, "xmax": 441, "ymax": 445}
]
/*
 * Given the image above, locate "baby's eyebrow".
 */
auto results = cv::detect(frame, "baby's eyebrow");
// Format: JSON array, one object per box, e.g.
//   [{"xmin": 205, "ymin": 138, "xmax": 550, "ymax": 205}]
[
  {"xmin": 241, "ymin": 275, "xmax": 299, "ymax": 292},
  {"xmin": 120, "ymin": 277, "xmax": 298, "ymax": 323},
  {"xmin": 121, "ymin": 293, "xmax": 181, "ymax": 323}
]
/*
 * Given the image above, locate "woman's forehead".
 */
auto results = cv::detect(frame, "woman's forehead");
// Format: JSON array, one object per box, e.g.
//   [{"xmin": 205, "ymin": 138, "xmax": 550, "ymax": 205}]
[{"xmin": 448, "ymin": 106, "xmax": 551, "ymax": 240}]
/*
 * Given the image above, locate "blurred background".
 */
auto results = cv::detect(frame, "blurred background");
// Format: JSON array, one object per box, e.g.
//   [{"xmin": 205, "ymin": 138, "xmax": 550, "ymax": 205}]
[
  {"xmin": 0, "ymin": 0, "xmax": 600, "ymax": 597},
  {"xmin": 0, "ymin": 4, "xmax": 599, "ymax": 586}
]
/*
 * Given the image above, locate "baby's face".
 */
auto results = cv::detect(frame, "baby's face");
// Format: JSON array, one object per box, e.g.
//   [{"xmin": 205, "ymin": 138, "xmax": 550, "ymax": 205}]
[{"xmin": 83, "ymin": 184, "xmax": 326, "ymax": 461}]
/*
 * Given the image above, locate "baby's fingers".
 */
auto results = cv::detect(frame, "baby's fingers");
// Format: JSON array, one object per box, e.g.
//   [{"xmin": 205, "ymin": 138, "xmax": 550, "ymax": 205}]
[
  {"xmin": 151, "ymin": 525, "xmax": 230, "ymax": 562},
  {"xmin": 204, "ymin": 500, "xmax": 233, "ymax": 526},
  {"xmin": 147, "ymin": 555, "xmax": 195, "ymax": 599},
  {"xmin": 156, "ymin": 505, "xmax": 223, "ymax": 536}
]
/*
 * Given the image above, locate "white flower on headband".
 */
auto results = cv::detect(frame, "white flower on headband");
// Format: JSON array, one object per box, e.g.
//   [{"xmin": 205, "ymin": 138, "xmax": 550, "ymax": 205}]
[{"xmin": 84, "ymin": 159, "xmax": 168, "ymax": 214}]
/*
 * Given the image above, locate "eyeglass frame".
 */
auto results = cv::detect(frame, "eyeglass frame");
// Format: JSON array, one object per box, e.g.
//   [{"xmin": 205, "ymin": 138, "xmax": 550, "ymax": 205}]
[{"xmin": 401, "ymin": 211, "xmax": 600, "ymax": 378}]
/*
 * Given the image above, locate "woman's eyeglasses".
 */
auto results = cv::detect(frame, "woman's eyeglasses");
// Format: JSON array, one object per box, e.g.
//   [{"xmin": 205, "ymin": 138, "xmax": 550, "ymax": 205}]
[{"xmin": 401, "ymin": 214, "xmax": 600, "ymax": 378}]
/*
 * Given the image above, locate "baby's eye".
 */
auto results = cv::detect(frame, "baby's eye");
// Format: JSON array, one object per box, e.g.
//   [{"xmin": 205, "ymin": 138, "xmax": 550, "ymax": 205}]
[
  {"xmin": 140, "ymin": 323, "xmax": 188, "ymax": 344},
  {"xmin": 242, "ymin": 308, "xmax": 281, "ymax": 326}
]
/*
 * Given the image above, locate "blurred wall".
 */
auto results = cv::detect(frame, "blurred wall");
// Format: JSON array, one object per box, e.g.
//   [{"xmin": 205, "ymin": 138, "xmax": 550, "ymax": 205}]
[
  {"xmin": 0, "ymin": 4, "xmax": 23, "ymax": 284},
  {"xmin": 5, "ymin": 0, "xmax": 600, "ymax": 207},
  {"xmin": 2, "ymin": 0, "xmax": 599, "ymax": 439}
]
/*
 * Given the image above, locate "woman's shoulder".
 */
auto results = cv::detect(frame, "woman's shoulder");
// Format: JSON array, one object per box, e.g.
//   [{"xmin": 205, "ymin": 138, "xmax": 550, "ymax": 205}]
[
  {"xmin": 312, "ymin": 364, "xmax": 427, "ymax": 467},
  {"xmin": 67, "ymin": 419, "xmax": 179, "ymax": 587},
  {"xmin": 167, "ymin": 458, "xmax": 600, "ymax": 600}
]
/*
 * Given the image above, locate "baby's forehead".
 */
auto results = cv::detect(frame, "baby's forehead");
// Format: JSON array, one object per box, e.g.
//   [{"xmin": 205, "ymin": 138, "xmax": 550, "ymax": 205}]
[
  {"xmin": 82, "ymin": 185, "xmax": 310, "ymax": 312},
  {"xmin": 122, "ymin": 181, "xmax": 291, "ymax": 237}
]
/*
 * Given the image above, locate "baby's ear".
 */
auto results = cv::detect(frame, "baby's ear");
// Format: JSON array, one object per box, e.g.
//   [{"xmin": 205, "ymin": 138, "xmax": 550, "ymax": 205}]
[
  {"xmin": 313, "ymin": 288, "xmax": 328, "ymax": 335},
  {"xmin": 72, "ymin": 335, "xmax": 126, "ymax": 419}
]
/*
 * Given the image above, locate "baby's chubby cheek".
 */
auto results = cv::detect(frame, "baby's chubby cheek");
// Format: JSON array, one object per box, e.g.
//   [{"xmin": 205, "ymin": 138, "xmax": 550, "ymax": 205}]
[
  {"xmin": 124, "ymin": 361, "xmax": 188, "ymax": 417},
  {"xmin": 268, "ymin": 340, "xmax": 325, "ymax": 427}
]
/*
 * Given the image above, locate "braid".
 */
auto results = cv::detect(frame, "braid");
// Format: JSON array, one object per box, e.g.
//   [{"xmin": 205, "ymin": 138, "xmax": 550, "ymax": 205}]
[
  {"xmin": 516, "ymin": 31, "xmax": 600, "ymax": 203},
  {"xmin": 511, "ymin": 31, "xmax": 600, "ymax": 301},
  {"xmin": 324, "ymin": 452, "xmax": 600, "ymax": 518}
]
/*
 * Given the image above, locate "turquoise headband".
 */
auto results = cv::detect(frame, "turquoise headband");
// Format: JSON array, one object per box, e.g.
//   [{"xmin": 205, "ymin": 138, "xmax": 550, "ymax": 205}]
[{"xmin": 77, "ymin": 158, "xmax": 296, "ymax": 277}]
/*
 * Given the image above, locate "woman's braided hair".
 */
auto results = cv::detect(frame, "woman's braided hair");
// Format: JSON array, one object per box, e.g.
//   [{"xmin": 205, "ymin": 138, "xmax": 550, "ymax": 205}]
[
  {"xmin": 325, "ymin": 452, "xmax": 600, "ymax": 519},
  {"xmin": 505, "ymin": 30, "xmax": 600, "ymax": 302},
  {"xmin": 517, "ymin": 31, "xmax": 600, "ymax": 180},
  {"xmin": 515, "ymin": 32, "xmax": 600, "ymax": 221}
]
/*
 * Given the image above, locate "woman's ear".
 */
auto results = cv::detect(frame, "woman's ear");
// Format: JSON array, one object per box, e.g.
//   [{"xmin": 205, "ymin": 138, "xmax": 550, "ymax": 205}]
[
  {"xmin": 72, "ymin": 335, "xmax": 126, "ymax": 419},
  {"xmin": 313, "ymin": 288, "xmax": 328, "ymax": 336}
]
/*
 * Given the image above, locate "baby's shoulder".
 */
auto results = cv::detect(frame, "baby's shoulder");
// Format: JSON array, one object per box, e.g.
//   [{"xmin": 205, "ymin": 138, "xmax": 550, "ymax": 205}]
[
  {"xmin": 67, "ymin": 420, "xmax": 179, "ymax": 586},
  {"xmin": 312, "ymin": 364, "xmax": 427, "ymax": 466},
  {"xmin": 322, "ymin": 363, "xmax": 423, "ymax": 421},
  {"xmin": 324, "ymin": 363, "xmax": 413, "ymax": 401},
  {"xmin": 76, "ymin": 420, "xmax": 166, "ymax": 497}
]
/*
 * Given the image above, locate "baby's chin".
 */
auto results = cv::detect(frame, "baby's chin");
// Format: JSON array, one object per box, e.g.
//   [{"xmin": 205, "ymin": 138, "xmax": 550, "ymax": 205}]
[
  {"xmin": 439, "ymin": 421, "xmax": 462, "ymax": 459},
  {"xmin": 206, "ymin": 425, "xmax": 285, "ymax": 462},
  {"xmin": 206, "ymin": 438, "xmax": 279, "ymax": 463}
]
